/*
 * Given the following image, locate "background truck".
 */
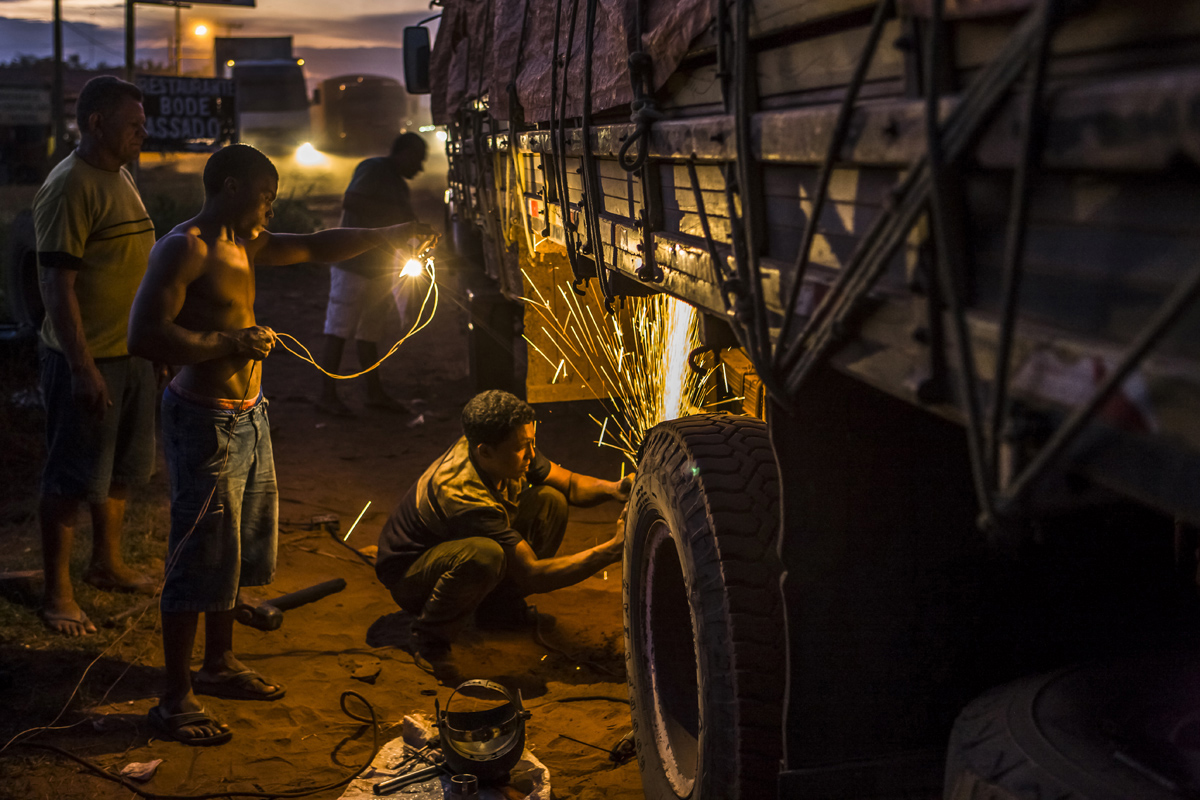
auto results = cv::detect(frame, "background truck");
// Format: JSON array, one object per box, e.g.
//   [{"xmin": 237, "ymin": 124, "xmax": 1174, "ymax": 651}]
[
  {"xmin": 310, "ymin": 74, "xmax": 422, "ymax": 155},
  {"xmin": 413, "ymin": 1, "xmax": 1200, "ymax": 797},
  {"xmin": 213, "ymin": 37, "xmax": 311, "ymax": 155},
  {"xmin": 229, "ymin": 59, "xmax": 311, "ymax": 155}
]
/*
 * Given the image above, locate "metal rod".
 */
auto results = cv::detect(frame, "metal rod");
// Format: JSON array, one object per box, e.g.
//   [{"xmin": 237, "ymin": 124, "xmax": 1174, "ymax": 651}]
[
  {"xmin": 52, "ymin": 0, "xmax": 63, "ymax": 156},
  {"xmin": 774, "ymin": 0, "xmax": 893, "ymax": 355},
  {"xmin": 373, "ymin": 764, "xmax": 443, "ymax": 795},
  {"xmin": 922, "ymin": 0, "xmax": 996, "ymax": 523},
  {"xmin": 125, "ymin": 0, "xmax": 135, "ymax": 83},
  {"xmin": 778, "ymin": 6, "xmax": 1045, "ymax": 392},
  {"xmin": 998, "ymin": 259, "xmax": 1200, "ymax": 512},
  {"xmin": 987, "ymin": 0, "xmax": 1058, "ymax": 476}
]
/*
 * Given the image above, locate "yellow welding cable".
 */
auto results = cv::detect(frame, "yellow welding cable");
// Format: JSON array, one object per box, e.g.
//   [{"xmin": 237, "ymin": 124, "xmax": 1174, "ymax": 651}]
[{"xmin": 274, "ymin": 260, "xmax": 440, "ymax": 379}]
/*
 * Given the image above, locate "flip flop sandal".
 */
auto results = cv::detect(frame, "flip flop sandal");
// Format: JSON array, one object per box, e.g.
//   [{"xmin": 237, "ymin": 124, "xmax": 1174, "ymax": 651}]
[
  {"xmin": 148, "ymin": 705, "xmax": 232, "ymax": 746},
  {"xmin": 193, "ymin": 668, "xmax": 287, "ymax": 701},
  {"xmin": 38, "ymin": 608, "xmax": 96, "ymax": 635}
]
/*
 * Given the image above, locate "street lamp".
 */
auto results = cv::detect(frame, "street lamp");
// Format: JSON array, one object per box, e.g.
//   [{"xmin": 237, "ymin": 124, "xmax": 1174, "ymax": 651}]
[{"xmin": 194, "ymin": 23, "xmax": 207, "ymax": 36}]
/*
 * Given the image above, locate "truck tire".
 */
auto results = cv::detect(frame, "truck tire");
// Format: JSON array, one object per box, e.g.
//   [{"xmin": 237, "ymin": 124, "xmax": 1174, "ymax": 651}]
[
  {"xmin": 6, "ymin": 209, "xmax": 42, "ymax": 331},
  {"xmin": 944, "ymin": 650, "xmax": 1200, "ymax": 800},
  {"xmin": 624, "ymin": 414, "xmax": 785, "ymax": 800}
]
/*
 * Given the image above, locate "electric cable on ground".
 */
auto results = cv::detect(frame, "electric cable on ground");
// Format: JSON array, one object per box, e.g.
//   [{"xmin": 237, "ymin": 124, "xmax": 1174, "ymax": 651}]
[
  {"xmin": 1, "ymin": 361, "xmax": 261, "ymax": 756},
  {"xmin": 12, "ymin": 690, "xmax": 381, "ymax": 800}
]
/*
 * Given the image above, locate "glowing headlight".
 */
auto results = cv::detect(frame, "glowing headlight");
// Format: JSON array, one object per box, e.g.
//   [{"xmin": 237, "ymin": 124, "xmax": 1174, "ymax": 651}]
[
  {"xmin": 294, "ymin": 142, "xmax": 327, "ymax": 167},
  {"xmin": 435, "ymin": 130, "xmax": 448, "ymax": 143}
]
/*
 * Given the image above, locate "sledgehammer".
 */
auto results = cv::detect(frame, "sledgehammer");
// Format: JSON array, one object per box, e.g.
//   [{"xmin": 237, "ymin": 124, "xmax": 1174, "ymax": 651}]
[{"xmin": 235, "ymin": 578, "xmax": 347, "ymax": 631}]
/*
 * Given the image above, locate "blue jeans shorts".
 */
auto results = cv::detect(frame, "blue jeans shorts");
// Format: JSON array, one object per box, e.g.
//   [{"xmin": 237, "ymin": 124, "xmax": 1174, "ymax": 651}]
[
  {"xmin": 160, "ymin": 386, "xmax": 278, "ymax": 613},
  {"xmin": 40, "ymin": 347, "xmax": 156, "ymax": 503}
]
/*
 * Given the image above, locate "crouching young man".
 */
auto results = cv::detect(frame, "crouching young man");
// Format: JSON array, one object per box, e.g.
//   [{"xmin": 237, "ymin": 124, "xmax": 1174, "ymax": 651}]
[
  {"xmin": 128, "ymin": 144, "xmax": 436, "ymax": 745},
  {"xmin": 374, "ymin": 390, "xmax": 631, "ymax": 677}
]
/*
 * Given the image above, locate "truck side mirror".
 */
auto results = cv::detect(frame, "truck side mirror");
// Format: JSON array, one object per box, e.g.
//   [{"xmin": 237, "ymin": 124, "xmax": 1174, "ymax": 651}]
[{"xmin": 404, "ymin": 26, "xmax": 431, "ymax": 95}]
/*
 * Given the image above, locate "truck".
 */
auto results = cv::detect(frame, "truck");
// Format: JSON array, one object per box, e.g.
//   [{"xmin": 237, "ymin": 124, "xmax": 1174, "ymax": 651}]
[
  {"xmin": 229, "ymin": 59, "xmax": 311, "ymax": 155},
  {"xmin": 310, "ymin": 74, "xmax": 421, "ymax": 155},
  {"xmin": 412, "ymin": 1, "xmax": 1200, "ymax": 798}
]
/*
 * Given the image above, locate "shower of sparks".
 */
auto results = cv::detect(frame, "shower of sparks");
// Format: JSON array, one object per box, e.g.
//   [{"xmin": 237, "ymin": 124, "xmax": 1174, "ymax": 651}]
[{"xmin": 522, "ymin": 270, "xmax": 708, "ymax": 463}]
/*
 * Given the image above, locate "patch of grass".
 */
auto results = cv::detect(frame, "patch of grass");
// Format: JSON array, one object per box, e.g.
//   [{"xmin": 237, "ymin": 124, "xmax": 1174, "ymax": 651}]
[
  {"xmin": 142, "ymin": 186, "xmax": 205, "ymax": 240},
  {"xmin": 141, "ymin": 186, "xmax": 322, "ymax": 239},
  {"xmin": 0, "ymin": 363, "xmax": 43, "ymax": 522},
  {"xmin": 269, "ymin": 188, "xmax": 322, "ymax": 234}
]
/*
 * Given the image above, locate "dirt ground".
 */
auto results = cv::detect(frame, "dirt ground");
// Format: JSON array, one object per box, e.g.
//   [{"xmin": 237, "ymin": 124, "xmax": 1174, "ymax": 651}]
[{"xmin": 0, "ymin": 160, "xmax": 645, "ymax": 799}]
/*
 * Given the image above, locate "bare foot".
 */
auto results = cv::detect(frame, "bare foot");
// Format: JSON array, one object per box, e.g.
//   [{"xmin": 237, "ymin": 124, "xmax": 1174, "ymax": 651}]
[
  {"xmin": 39, "ymin": 600, "xmax": 97, "ymax": 636},
  {"xmin": 84, "ymin": 565, "xmax": 157, "ymax": 595}
]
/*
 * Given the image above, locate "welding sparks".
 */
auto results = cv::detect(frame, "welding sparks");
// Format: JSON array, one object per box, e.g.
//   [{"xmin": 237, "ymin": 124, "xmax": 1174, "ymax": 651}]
[
  {"xmin": 522, "ymin": 271, "xmax": 707, "ymax": 462},
  {"xmin": 343, "ymin": 500, "xmax": 372, "ymax": 541}
]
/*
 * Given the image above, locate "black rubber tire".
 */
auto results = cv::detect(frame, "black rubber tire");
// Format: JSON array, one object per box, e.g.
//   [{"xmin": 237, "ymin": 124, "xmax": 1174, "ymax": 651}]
[
  {"xmin": 624, "ymin": 413, "xmax": 785, "ymax": 800},
  {"xmin": 6, "ymin": 209, "xmax": 43, "ymax": 331},
  {"xmin": 945, "ymin": 650, "xmax": 1200, "ymax": 800}
]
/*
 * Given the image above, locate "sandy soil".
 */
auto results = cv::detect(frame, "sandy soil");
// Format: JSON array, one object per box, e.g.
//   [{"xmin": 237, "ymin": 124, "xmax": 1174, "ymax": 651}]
[{"xmin": 0, "ymin": 166, "xmax": 645, "ymax": 799}]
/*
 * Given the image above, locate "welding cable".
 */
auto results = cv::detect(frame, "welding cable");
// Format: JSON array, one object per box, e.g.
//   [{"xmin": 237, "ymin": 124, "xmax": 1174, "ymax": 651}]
[
  {"xmin": 273, "ymin": 260, "xmax": 439, "ymax": 379},
  {"xmin": 526, "ymin": 695, "xmax": 629, "ymax": 708},
  {"xmin": 11, "ymin": 690, "xmax": 382, "ymax": 799},
  {"xmin": 0, "ymin": 362, "xmax": 261, "ymax": 757},
  {"xmin": 558, "ymin": 0, "xmax": 590, "ymax": 289}
]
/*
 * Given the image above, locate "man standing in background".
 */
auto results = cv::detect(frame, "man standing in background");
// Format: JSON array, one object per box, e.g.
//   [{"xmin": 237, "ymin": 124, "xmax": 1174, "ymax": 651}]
[
  {"xmin": 33, "ymin": 75, "xmax": 158, "ymax": 636},
  {"xmin": 316, "ymin": 132, "xmax": 428, "ymax": 416}
]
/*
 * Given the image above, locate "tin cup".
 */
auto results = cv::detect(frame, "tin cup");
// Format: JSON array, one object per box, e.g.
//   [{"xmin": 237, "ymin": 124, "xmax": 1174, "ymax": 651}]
[{"xmin": 449, "ymin": 773, "xmax": 479, "ymax": 799}]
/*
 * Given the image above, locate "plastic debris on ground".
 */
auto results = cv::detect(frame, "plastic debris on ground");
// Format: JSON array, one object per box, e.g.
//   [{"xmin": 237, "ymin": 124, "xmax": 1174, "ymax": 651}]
[
  {"xmin": 120, "ymin": 759, "xmax": 163, "ymax": 782},
  {"xmin": 338, "ymin": 713, "xmax": 550, "ymax": 800}
]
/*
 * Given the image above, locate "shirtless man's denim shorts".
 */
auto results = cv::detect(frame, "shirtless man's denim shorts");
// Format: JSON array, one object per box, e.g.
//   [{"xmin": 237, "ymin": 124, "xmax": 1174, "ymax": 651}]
[{"xmin": 160, "ymin": 385, "xmax": 278, "ymax": 613}]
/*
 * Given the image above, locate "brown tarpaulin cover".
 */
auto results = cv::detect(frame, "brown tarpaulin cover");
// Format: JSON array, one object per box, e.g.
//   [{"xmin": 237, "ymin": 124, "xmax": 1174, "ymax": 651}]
[{"xmin": 430, "ymin": 0, "xmax": 714, "ymax": 124}]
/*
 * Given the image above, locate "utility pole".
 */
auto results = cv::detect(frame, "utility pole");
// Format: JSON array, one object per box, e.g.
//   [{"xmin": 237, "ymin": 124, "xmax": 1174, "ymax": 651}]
[
  {"xmin": 174, "ymin": 5, "xmax": 182, "ymax": 74},
  {"xmin": 51, "ymin": 0, "xmax": 64, "ymax": 156},
  {"xmin": 125, "ymin": 0, "xmax": 135, "ymax": 82}
]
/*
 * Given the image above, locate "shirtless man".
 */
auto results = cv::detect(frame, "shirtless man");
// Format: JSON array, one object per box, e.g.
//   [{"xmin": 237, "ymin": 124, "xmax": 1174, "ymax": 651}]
[{"xmin": 128, "ymin": 144, "xmax": 435, "ymax": 745}]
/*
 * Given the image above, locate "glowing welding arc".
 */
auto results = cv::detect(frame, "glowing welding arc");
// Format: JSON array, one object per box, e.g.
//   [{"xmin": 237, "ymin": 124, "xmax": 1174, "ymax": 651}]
[
  {"xmin": 344, "ymin": 500, "xmax": 372, "ymax": 541},
  {"xmin": 400, "ymin": 258, "xmax": 425, "ymax": 278},
  {"xmin": 661, "ymin": 297, "xmax": 697, "ymax": 421}
]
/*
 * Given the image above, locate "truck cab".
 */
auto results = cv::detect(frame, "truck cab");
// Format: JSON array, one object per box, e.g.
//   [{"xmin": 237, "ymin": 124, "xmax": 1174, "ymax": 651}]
[{"xmin": 230, "ymin": 59, "xmax": 310, "ymax": 155}]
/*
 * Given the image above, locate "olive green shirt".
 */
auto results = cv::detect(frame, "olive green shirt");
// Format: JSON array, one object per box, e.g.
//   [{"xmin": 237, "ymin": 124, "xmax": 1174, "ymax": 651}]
[{"xmin": 33, "ymin": 152, "xmax": 156, "ymax": 358}]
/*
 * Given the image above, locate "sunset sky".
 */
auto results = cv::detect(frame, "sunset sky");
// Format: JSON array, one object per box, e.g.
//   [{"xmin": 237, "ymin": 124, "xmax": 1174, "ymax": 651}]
[{"xmin": 0, "ymin": 0, "xmax": 440, "ymax": 88}]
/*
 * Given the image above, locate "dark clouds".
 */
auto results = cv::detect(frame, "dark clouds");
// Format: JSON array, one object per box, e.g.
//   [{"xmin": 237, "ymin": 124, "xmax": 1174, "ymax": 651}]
[
  {"xmin": 0, "ymin": 11, "xmax": 435, "ymax": 85},
  {"xmin": 0, "ymin": 14, "xmax": 170, "ymax": 65}
]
